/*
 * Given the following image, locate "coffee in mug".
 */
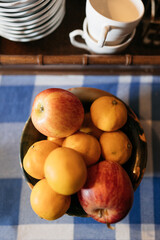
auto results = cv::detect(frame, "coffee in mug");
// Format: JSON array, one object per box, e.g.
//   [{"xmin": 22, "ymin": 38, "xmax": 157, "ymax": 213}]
[
  {"xmin": 86, "ymin": 0, "xmax": 144, "ymax": 47},
  {"xmin": 90, "ymin": 0, "xmax": 140, "ymax": 22}
]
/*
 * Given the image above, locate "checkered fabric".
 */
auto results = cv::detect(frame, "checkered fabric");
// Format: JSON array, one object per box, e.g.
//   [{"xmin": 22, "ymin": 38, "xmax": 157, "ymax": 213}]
[{"xmin": 0, "ymin": 74, "xmax": 159, "ymax": 240}]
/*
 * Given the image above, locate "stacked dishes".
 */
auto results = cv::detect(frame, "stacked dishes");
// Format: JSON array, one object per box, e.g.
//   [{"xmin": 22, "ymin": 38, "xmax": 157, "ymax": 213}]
[{"xmin": 0, "ymin": 0, "xmax": 65, "ymax": 42}]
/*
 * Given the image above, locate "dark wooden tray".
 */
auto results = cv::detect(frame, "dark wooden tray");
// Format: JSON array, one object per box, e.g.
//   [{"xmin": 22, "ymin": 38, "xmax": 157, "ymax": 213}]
[{"xmin": 0, "ymin": 0, "xmax": 160, "ymax": 74}]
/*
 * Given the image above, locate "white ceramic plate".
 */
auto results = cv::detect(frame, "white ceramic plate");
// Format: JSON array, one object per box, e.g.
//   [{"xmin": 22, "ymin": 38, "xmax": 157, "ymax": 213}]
[
  {"xmin": 0, "ymin": 0, "xmax": 57, "ymax": 22},
  {"xmin": 0, "ymin": 1, "xmax": 65, "ymax": 42},
  {"xmin": 0, "ymin": 4, "xmax": 60, "ymax": 31},
  {"xmin": 1, "ymin": 10, "xmax": 65, "ymax": 42},
  {"xmin": 0, "ymin": 0, "xmax": 50, "ymax": 16},
  {"xmin": 0, "ymin": 0, "xmax": 64, "ymax": 37},
  {"xmin": 0, "ymin": 0, "xmax": 62, "ymax": 30},
  {"xmin": 0, "ymin": 0, "xmax": 38, "ymax": 8},
  {"xmin": 0, "ymin": 0, "xmax": 62, "ymax": 28}
]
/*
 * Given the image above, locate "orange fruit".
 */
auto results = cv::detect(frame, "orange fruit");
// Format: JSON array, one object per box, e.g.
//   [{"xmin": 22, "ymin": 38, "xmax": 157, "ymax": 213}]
[
  {"xmin": 23, "ymin": 140, "xmax": 59, "ymax": 179},
  {"xmin": 100, "ymin": 130, "xmax": 132, "ymax": 164},
  {"xmin": 80, "ymin": 112, "xmax": 103, "ymax": 139},
  {"xmin": 90, "ymin": 96, "xmax": 128, "ymax": 132},
  {"xmin": 62, "ymin": 131, "xmax": 101, "ymax": 166},
  {"xmin": 47, "ymin": 136, "xmax": 65, "ymax": 146},
  {"xmin": 30, "ymin": 179, "xmax": 71, "ymax": 220},
  {"xmin": 44, "ymin": 147, "xmax": 87, "ymax": 195}
]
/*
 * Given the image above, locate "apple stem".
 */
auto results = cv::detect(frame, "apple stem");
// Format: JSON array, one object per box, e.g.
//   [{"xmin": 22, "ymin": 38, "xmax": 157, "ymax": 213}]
[
  {"xmin": 102, "ymin": 209, "xmax": 115, "ymax": 230},
  {"xmin": 98, "ymin": 209, "xmax": 103, "ymax": 218},
  {"xmin": 98, "ymin": 209, "xmax": 115, "ymax": 230},
  {"xmin": 106, "ymin": 223, "xmax": 115, "ymax": 230},
  {"xmin": 40, "ymin": 106, "xmax": 44, "ymax": 112}
]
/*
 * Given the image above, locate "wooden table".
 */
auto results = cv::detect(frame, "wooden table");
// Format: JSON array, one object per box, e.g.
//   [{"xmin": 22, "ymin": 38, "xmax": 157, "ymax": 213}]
[{"xmin": 0, "ymin": 0, "xmax": 160, "ymax": 75}]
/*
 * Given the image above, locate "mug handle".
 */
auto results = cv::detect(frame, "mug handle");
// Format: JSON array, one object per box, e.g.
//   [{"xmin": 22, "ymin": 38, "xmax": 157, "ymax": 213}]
[
  {"xmin": 69, "ymin": 30, "xmax": 90, "ymax": 51},
  {"xmin": 98, "ymin": 26, "xmax": 111, "ymax": 47}
]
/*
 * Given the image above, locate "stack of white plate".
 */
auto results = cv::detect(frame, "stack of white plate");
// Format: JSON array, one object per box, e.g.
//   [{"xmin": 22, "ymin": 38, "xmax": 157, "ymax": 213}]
[{"xmin": 0, "ymin": 0, "xmax": 65, "ymax": 42}]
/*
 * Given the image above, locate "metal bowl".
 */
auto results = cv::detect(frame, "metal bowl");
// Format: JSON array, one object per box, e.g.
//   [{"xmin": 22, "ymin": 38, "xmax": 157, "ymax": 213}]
[{"xmin": 19, "ymin": 87, "xmax": 147, "ymax": 216}]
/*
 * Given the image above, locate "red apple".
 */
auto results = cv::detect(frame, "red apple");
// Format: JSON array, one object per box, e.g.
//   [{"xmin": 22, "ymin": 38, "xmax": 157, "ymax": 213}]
[
  {"xmin": 31, "ymin": 88, "xmax": 84, "ymax": 138},
  {"xmin": 78, "ymin": 160, "xmax": 134, "ymax": 225}
]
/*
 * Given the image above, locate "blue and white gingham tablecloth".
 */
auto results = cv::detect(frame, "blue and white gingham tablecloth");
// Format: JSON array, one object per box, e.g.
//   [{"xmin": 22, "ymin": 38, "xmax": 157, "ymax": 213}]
[{"xmin": 0, "ymin": 74, "xmax": 159, "ymax": 240}]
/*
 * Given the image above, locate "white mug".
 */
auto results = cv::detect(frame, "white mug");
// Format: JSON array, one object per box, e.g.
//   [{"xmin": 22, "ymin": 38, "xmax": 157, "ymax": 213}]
[
  {"xmin": 69, "ymin": 18, "xmax": 136, "ymax": 54},
  {"xmin": 86, "ymin": 0, "xmax": 144, "ymax": 47}
]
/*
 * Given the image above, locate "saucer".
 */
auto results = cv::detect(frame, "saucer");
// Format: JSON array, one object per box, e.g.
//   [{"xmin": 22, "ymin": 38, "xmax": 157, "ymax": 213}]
[{"xmin": 69, "ymin": 18, "xmax": 136, "ymax": 54}]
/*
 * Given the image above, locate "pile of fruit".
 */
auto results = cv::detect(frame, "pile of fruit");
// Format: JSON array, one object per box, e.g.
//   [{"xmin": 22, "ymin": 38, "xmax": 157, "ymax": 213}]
[{"xmin": 23, "ymin": 88, "xmax": 134, "ymax": 228}]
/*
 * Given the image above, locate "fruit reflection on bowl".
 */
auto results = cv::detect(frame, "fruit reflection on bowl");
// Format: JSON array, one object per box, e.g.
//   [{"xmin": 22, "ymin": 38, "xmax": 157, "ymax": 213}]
[{"xmin": 20, "ymin": 87, "xmax": 147, "ymax": 217}]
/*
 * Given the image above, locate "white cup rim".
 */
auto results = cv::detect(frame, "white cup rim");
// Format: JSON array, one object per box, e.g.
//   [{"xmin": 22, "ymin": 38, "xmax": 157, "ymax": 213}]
[{"xmin": 87, "ymin": 0, "xmax": 145, "ymax": 25}]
